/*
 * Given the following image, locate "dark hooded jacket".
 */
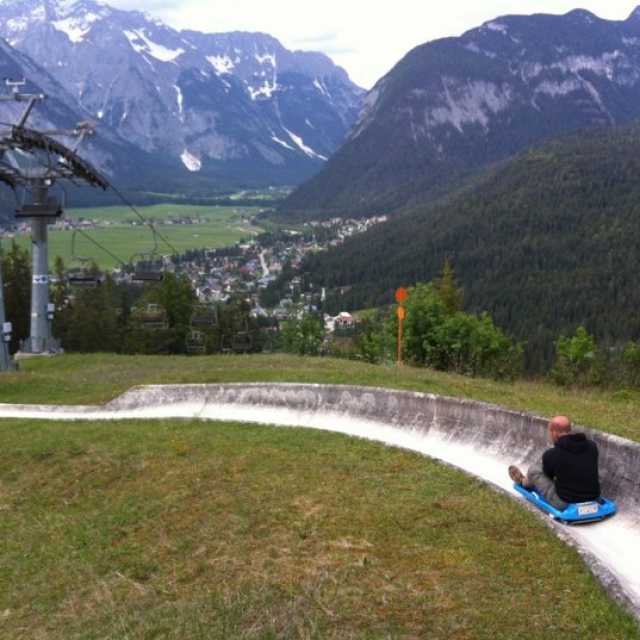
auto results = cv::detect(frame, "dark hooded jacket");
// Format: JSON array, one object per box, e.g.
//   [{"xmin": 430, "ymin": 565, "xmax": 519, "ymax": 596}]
[{"xmin": 542, "ymin": 433, "xmax": 600, "ymax": 503}]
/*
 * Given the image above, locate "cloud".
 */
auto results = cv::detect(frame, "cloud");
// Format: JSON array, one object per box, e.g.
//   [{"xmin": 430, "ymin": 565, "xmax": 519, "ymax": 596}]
[
  {"xmin": 289, "ymin": 29, "xmax": 343, "ymax": 47},
  {"xmin": 103, "ymin": 0, "xmax": 640, "ymax": 89}
]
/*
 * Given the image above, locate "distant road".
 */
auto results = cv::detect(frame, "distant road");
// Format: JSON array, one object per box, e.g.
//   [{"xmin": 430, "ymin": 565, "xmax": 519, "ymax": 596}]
[{"xmin": 259, "ymin": 249, "xmax": 269, "ymax": 278}]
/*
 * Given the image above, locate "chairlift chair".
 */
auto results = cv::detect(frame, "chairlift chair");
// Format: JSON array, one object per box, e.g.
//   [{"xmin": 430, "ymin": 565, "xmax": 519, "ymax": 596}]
[
  {"xmin": 132, "ymin": 269, "xmax": 164, "ymax": 283},
  {"xmin": 139, "ymin": 303, "xmax": 167, "ymax": 329},
  {"xmin": 232, "ymin": 330, "xmax": 253, "ymax": 354},
  {"xmin": 186, "ymin": 329, "xmax": 207, "ymax": 354},
  {"xmin": 15, "ymin": 201, "xmax": 63, "ymax": 218},
  {"xmin": 131, "ymin": 250, "xmax": 164, "ymax": 282},
  {"xmin": 130, "ymin": 229, "xmax": 165, "ymax": 282},
  {"xmin": 15, "ymin": 182, "xmax": 65, "ymax": 219},
  {"xmin": 67, "ymin": 230, "xmax": 102, "ymax": 287},
  {"xmin": 190, "ymin": 304, "xmax": 217, "ymax": 326}
]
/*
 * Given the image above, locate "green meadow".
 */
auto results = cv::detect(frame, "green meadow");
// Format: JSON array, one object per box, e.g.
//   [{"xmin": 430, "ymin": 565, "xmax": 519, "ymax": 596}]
[{"xmin": 6, "ymin": 204, "xmax": 266, "ymax": 268}]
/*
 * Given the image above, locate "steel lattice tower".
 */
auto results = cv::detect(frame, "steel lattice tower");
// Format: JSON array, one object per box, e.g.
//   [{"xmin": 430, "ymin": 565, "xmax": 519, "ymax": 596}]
[{"xmin": 0, "ymin": 80, "xmax": 107, "ymax": 363}]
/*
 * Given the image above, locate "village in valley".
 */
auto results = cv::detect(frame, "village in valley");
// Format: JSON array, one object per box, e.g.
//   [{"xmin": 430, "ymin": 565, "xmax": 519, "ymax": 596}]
[
  {"xmin": 1, "ymin": 209, "xmax": 388, "ymax": 336},
  {"xmin": 165, "ymin": 213, "xmax": 388, "ymax": 334}
]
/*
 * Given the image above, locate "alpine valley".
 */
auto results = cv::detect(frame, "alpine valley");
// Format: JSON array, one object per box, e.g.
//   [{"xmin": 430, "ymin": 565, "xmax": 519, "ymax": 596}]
[
  {"xmin": 0, "ymin": 0, "xmax": 364, "ymax": 199},
  {"xmin": 5, "ymin": 3, "xmax": 640, "ymax": 372},
  {"xmin": 273, "ymin": 7, "xmax": 640, "ymax": 371}
]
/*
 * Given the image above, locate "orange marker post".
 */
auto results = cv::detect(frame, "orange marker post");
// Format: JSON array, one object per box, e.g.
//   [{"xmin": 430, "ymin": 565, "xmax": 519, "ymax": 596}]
[{"xmin": 395, "ymin": 287, "xmax": 408, "ymax": 365}]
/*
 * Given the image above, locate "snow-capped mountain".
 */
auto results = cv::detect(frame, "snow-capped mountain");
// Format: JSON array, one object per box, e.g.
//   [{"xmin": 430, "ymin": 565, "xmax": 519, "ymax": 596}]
[
  {"xmin": 0, "ymin": 35, "xmax": 84, "ymax": 131},
  {"xmin": 280, "ymin": 7, "xmax": 640, "ymax": 218},
  {"xmin": 0, "ymin": 0, "xmax": 364, "ymax": 192}
]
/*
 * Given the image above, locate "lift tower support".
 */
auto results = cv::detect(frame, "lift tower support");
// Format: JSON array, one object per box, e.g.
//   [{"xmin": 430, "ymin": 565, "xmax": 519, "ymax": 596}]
[{"xmin": 0, "ymin": 80, "xmax": 107, "ymax": 358}]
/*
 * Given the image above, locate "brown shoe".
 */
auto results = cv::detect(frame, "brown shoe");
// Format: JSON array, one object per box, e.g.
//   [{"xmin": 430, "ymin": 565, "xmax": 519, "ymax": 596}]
[{"xmin": 508, "ymin": 465, "xmax": 525, "ymax": 485}]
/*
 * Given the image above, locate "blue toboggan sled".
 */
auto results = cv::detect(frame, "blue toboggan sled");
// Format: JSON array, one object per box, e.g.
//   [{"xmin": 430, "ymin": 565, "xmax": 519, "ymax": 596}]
[{"xmin": 513, "ymin": 483, "xmax": 617, "ymax": 524}]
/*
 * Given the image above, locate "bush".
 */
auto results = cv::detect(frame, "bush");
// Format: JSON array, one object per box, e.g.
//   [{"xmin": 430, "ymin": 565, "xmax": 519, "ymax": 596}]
[
  {"xmin": 393, "ymin": 281, "xmax": 522, "ymax": 379},
  {"xmin": 550, "ymin": 326, "xmax": 608, "ymax": 387},
  {"xmin": 281, "ymin": 313, "xmax": 325, "ymax": 356}
]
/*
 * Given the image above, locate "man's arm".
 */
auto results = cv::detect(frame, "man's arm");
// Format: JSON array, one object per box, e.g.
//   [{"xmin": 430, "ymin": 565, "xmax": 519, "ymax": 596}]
[{"xmin": 542, "ymin": 449, "xmax": 556, "ymax": 480}]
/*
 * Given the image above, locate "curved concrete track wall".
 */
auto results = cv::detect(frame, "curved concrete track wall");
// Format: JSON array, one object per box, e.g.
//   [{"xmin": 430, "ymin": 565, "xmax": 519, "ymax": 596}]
[{"xmin": 1, "ymin": 383, "xmax": 639, "ymax": 623}]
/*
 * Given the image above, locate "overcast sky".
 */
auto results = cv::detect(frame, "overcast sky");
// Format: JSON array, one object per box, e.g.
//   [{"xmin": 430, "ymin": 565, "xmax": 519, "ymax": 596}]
[{"xmin": 106, "ymin": 0, "xmax": 640, "ymax": 88}]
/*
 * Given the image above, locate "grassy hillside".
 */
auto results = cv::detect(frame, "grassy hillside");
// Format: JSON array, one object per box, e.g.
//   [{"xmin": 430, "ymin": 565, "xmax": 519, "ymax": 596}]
[
  {"xmin": 3, "ymin": 418, "xmax": 637, "ymax": 639},
  {"xmin": 1, "ymin": 354, "xmax": 639, "ymax": 638}
]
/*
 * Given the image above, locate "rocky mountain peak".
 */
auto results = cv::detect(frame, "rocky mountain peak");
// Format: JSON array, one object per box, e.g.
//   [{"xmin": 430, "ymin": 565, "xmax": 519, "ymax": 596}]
[
  {"xmin": 626, "ymin": 5, "xmax": 640, "ymax": 23},
  {"xmin": 0, "ymin": 0, "xmax": 364, "ymax": 192},
  {"xmin": 280, "ymin": 7, "xmax": 640, "ymax": 219}
]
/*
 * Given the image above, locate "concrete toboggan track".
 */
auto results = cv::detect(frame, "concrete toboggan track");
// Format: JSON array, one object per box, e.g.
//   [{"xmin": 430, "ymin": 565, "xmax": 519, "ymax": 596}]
[{"xmin": 1, "ymin": 383, "xmax": 640, "ymax": 624}]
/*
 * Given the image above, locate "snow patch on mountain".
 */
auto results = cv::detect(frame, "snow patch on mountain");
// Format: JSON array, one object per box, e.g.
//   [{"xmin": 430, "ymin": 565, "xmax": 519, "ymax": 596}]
[
  {"xmin": 534, "ymin": 78, "xmax": 582, "ymax": 97},
  {"xmin": 51, "ymin": 5, "xmax": 102, "ymax": 44},
  {"xmin": 208, "ymin": 54, "xmax": 235, "ymax": 74},
  {"xmin": 124, "ymin": 29, "xmax": 184, "ymax": 62},
  {"xmin": 249, "ymin": 77, "xmax": 278, "ymax": 100},
  {"xmin": 284, "ymin": 128, "xmax": 327, "ymax": 160},
  {"xmin": 174, "ymin": 85, "xmax": 184, "ymax": 120},
  {"xmin": 519, "ymin": 61, "xmax": 545, "ymax": 81},
  {"xmin": 582, "ymin": 80, "xmax": 615, "ymax": 122},
  {"xmin": 483, "ymin": 21, "xmax": 508, "ymax": 34},
  {"xmin": 554, "ymin": 53, "xmax": 622, "ymax": 79},
  {"xmin": 255, "ymin": 52, "xmax": 276, "ymax": 67},
  {"xmin": 313, "ymin": 78, "xmax": 330, "ymax": 96},
  {"xmin": 465, "ymin": 42, "xmax": 499, "ymax": 59},
  {"xmin": 52, "ymin": 16, "xmax": 91, "ymax": 43},
  {"xmin": 181, "ymin": 150, "xmax": 201, "ymax": 171},
  {"xmin": 7, "ymin": 13, "xmax": 42, "ymax": 41},
  {"xmin": 428, "ymin": 78, "xmax": 513, "ymax": 132},
  {"xmin": 271, "ymin": 133, "xmax": 295, "ymax": 151},
  {"xmin": 349, "ymin": 84, "xmax": 383, "ymax": 140}
]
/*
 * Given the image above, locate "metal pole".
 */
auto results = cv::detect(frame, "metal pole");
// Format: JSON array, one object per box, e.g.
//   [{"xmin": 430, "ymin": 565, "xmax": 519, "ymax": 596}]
[
  {"xmin": 30, "ymin": 215, "xmax": 49, "ymax": 353},
  {"xmin": 21, "ymin": 182, "xmax": 59, "ymax": 356},
  {"xmin": 0, "ymin": 256, "xmax": 14, "ymax": 371},
  {"xmin": 397, "ymin": 305, "xmax": 404, "ymax": 365}
]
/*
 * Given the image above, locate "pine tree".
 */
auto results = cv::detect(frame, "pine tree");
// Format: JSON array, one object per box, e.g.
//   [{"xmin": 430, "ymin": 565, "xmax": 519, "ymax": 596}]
[
  {"xmin": 1, "ymin": 242, "xmax": 31, "ymax": 353},
  {"xmin": 434, "ymin": 256, "xmax": 463, "ymax": 314}
]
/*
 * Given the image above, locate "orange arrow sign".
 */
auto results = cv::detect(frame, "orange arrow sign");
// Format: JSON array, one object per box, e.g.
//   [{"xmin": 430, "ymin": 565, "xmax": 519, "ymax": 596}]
[{"xmin": 395, "ymin": 287, "xmax": 408, "ymax": 303}]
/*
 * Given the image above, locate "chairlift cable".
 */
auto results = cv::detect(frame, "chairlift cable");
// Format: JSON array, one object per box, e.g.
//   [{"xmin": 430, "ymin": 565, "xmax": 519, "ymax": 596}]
[
  {"xmin": 66, "ymin": 221, "xmax": 127, "ymax": 268},
  {"xmin": 105, "ymin": 180, "xmax": 180, "ymax": 256},
  {"xmin": 2, "ymin": 120, "xmax": 178, "ymax": 259}
]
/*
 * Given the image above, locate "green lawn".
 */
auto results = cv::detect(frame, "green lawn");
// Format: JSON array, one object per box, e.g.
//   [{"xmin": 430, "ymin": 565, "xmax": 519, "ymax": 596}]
[
  {"xmin": 6, "ymin": 204, "xmax": 265, "ymax": 269},
  {"xmin": 0, "ymin": 417, "xmax": 637, "ymax": 639},
  {"xmin": 68, "ymin": 203, "xmax": 264, "ymax": 223},
  {"xmin": 1, "ymin": 354, "xmax": 639, "ymax": 638}
]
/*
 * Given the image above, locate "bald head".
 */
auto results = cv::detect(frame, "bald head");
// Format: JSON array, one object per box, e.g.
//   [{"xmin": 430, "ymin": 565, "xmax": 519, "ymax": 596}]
[{"xmin": 548, "ymin": 415, "xmax": 572, "ymax": 441}]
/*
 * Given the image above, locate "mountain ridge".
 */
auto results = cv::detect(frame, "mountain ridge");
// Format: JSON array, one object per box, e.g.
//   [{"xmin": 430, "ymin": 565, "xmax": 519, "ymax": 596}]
[
  {"xmin": 0, "ymin": 0, "xmax": 364, "ymax": 195},
  {"xmin": 278, "ymin": 7, "xmax": 640, "ymax": 220}
]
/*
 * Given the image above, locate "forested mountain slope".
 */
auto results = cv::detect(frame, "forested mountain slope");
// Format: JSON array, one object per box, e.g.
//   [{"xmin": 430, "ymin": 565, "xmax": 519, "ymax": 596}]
[
  {"xmin": 277, "ymin": 8, "xmax": 640, "ymax": 221},
  {"xmin": 298, "ymin": 122, "xmax": 640, "ymax": 371}
]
